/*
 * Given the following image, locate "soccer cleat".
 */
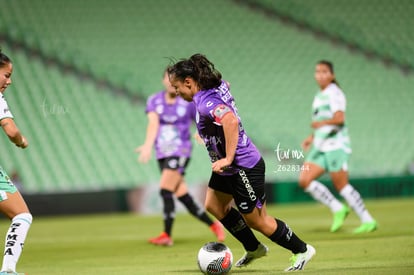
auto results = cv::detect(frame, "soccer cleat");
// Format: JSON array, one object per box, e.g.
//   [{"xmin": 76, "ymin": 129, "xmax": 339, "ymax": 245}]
[
  {"xmin": 235, "ymin": 243, "xmax": 268, "ymax": 267},
  {"xmin": 330, "ymin": 205, "xmax": 350, "ymax": 232},
  {"xmin": 353, "ymin": 220, "xmax": 378, "ymax": 234},
  {"xmin": 0, "ymin": 272, "xmax": 26, "ymax": 275},
  {"xmin": 148, "ymin": 232, "xmax": 173, "ymax": 246},
  {"xmin": 210, "ymin": 221, "xmax": 226, "ymax": 242},
  {"xmin": 284, "ymin": 244, "xmax": 316, "ymax": 271}
]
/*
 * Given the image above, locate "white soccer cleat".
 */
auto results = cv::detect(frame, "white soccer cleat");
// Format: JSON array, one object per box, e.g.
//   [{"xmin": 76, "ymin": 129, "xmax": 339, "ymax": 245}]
[
  {"xmin": 284, "ymin": 244, "xmax": 316, "ymax": 271},
  {"xmin": 235, "ymin": 243, "xmax": 269, "ymax": 267}
]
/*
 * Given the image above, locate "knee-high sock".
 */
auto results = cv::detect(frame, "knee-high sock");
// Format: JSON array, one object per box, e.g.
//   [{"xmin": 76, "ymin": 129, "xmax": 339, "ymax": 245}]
[
  {"xmin": 340, "ymin": 184, "xmax": 374, "ymax": 223},
  {"xmin": 268, "ymin": 219, "xmax": 307, "ymax": 254},
  {"xmin": 160, "ymin": 189, "xmax": 175, "ymax": 236},
  {"xmin": 305, "ymin": 180, "xmax": 344, "ymax": 212},
  {"xmin": 220, "ymin": 208, "xmax": 260, "ymax": 252},
  {"xmin": 1, "ymin": 213, "xmax": 32, "ymax": 273},
  {"xmin": 178, "ymin": 193, "xmax": 213, "ymax": 225}
]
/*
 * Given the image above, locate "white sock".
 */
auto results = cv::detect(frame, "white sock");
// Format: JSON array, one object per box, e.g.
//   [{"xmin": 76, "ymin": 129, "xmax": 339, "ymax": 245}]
[
  {"xmin": 339, "ymin": 184, "xmax": 374, "ymax": 223},
  {"xmin": 305, "ymin": 180, "xmax": 344, "ymax": 213},
  {"xmin": 1, "ymin": 213, "xmax": 32, "ymax": 273}
]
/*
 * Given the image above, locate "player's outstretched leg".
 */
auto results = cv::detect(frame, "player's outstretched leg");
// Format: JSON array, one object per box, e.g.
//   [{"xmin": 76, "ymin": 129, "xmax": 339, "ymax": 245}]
[
  {"xmin": 339, "ymin": 184, "xmax": 378, "ymax": 233},
  {"xmin": 149, "ymin": 189, "xmax": 175, "ymax": 246},
  {"xmin": 178, "ymin": 193, "xmax": 226, "ymax": 242},
  {"xmin": 305, "ymin": 180, "xmax": 349, "ymax": 232},
  {"xmin": 1, "ymin": 213, "xmax": 32, "ymax": 275}
]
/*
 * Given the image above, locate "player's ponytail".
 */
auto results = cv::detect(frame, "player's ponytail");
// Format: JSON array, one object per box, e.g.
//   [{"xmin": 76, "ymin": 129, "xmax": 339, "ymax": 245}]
[
  {"xmin": 317, "ymin": 60, "xmax": 340, "ymax": 87},
  {"xmin": 189, "ymin": 54, "xmax": 222, "ymax": 90},
  {"xmin": 168, "ymin": 54, "xmax": 222, "ymax": 90},
  {"xmin": 0, "ymin": 48, "xmax": 11, "ymax": 68}
]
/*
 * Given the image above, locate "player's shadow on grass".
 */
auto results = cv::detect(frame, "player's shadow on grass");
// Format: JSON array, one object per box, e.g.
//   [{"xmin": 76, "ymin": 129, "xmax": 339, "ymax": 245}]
[
  {"xmin": 306, "ymin": 226, "xmax": 332, "ymax": 233},
  {"xmin": 170, "ymin": 269, "xmax": 265, "ymax": 274},
  {"xmin": 306, "ymin": 226, "xmax": 382, "ymax": 240}
]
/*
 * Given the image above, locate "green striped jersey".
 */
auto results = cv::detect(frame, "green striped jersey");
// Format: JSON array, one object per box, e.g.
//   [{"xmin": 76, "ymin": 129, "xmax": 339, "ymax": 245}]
[{"xmin": 311, "ymin": 83, "xmax": 351, "ymax": 153}]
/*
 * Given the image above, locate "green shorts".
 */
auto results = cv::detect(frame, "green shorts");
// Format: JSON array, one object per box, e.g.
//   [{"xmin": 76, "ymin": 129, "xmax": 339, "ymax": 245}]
[
  {"xmin": 305, "ymin": 147, "xmax": 349, "ymax": 172},
  {"xmin": 0, "ymin": 166, "xmax": 18, "ymax": 201}
]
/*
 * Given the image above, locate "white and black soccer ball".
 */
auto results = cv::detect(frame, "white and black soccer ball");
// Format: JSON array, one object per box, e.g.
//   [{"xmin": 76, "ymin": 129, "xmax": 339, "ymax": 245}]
[{"xmin": 197, "ymin": 242, "xmax": 233, "ymax": 275}]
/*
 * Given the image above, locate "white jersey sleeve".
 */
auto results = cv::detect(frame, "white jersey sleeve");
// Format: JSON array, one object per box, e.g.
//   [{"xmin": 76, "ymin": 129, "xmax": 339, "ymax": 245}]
[
  {"xmin": 0, "ymin": 95, "xmax": 13, "ymax": 120},
  {"xmin": 328, "ymin": 85, "xmax": 346, "ymax": 113}
]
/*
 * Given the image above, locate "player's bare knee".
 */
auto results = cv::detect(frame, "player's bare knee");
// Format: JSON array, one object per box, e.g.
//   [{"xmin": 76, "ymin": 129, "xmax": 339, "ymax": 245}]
[
  {"xmin": 298, "ymin": 175, "xmax": 311, "ymax": 189},
  {"xmin": 205, "ymin": 203, "xmax": 219, "ymax": 217}
]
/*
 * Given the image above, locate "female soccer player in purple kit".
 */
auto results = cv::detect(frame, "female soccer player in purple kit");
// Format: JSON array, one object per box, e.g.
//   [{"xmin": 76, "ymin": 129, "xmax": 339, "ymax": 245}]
[
  {"xmin": 136, "ymin": 69, "xmax": 224, "ymax": 246},
  {"xmin": 168, "ymin": 54, "xmax": 315, "ymax": 271}
]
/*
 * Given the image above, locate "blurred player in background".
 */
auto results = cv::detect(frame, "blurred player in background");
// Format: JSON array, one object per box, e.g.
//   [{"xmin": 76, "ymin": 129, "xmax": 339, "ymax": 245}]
[
  {"xmin": 299, "ymin": 60, "xmax": 377, "ymax": 233},
  {"xmin": 168, "ymin": 54, "xmax": 315, "ymax": 271},
  {"xmin": 135, "ymin": 69, "xmax": 225, "ymax": 246},
  {"xmin": 0, "ymin": 50, "xmax": 33, "ymax": 275}
]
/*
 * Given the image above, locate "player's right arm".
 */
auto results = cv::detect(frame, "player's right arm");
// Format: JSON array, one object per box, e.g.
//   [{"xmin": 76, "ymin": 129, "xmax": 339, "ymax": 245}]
[
  {"xmin": 135, "ymin": 111, "xmax": 159, "ymax": 163},
  {"xmin": 1, "ymin": 117, "xmax": 28, "ymax": 148}
]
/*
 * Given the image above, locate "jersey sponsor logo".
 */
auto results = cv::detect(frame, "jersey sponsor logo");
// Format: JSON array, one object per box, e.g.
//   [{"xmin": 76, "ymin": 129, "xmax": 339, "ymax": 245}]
[
  {"xmin": 206, "ymin": 136, "xmax": 222, "ymax": 146},
  {"xmin": 162, "ymin": 115, "xmax": 178, "ymax": 123},
  {"xmin": 239, "ymin": 170, "xmax": 257, "ymax": 201},
  {"xmin": 208, "ymin": 150, "xmax": 220, "ymax": 163}
]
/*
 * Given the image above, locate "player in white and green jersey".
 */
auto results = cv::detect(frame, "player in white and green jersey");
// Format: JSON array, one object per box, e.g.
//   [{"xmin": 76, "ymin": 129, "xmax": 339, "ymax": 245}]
[
  {"xmin": 0, "ymin": 50, "xmax": 32, "ymax": 275},
  {"xmin": 299, "ymin": 60, "xmax": 377, "ymax": 234}
]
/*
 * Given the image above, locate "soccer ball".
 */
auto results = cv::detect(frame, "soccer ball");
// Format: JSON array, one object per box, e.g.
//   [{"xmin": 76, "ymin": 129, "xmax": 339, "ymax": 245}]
[{"xmin": 197, "ymin": 242, "xmax": 233, "ymax": 275}]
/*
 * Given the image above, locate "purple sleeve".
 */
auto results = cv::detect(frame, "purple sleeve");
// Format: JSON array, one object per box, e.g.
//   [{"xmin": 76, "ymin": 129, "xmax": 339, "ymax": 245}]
[{"xmin": 145, "ymin": 94, "xmax": 157, "ymax": 114}]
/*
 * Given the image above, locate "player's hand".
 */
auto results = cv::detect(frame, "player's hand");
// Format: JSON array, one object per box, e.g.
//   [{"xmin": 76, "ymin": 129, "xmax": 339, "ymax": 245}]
[
  {"xmin": 301, "ymin": 136, "xmax": 313, "ymax": 152},
  {"xmin": 135, "ymin": 144, "xmax": 152, "ymax": 163},
  {"xmin": 212, "ymin": 158, "xmax": 231, "ymax": 173},
  {"xmin": 17, "ymin": 136, "xmax": 28, "ymax": 149}
]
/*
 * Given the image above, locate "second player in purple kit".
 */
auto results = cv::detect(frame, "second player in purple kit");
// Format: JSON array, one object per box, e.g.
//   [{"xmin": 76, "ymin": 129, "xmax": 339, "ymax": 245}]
[{"xmin": 168, "ymin": 54, "xmax": 315, "ymax": 271}]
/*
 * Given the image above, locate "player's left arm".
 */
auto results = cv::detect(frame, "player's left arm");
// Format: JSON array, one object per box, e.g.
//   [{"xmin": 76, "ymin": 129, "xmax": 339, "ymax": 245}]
[
  {"xmin": 221, "ymin": 111, "xmax": 238, "ymax": 164},
  {"xmin": 211, "ymin": 105, "xmax": 239, "ymax": 173},
  {"xmin": 312, "ymin": 111, "xmax": 345, "ymax": 129}
]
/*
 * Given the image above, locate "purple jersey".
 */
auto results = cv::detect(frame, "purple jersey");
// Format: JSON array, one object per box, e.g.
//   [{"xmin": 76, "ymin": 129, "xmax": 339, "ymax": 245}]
[
  {"xmin": 146, "ymin": 91, "xmax": 196, "ymax": 159},
  {"xmin": 193, "ymin": 81, "xmax": 261, "ymax": 175}
]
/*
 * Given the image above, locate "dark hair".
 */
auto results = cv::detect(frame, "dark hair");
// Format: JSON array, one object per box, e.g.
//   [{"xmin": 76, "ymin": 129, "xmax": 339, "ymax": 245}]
[
  {"xmin": 317, "ymin": 60, "xmax": 339, "ymax": 86},
  {"xmin": 0, "ymin": 49, "xmax": 11, "ymax": 68},
  {"xmin": 167, "ymin": 53, "xmax": 222, "ymax": 90}
]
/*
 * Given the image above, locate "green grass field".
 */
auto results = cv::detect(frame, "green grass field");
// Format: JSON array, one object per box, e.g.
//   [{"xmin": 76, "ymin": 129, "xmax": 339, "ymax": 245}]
[{"xmin": 5, "ymin": 197, "xmax": 414, "ymax": 274}]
